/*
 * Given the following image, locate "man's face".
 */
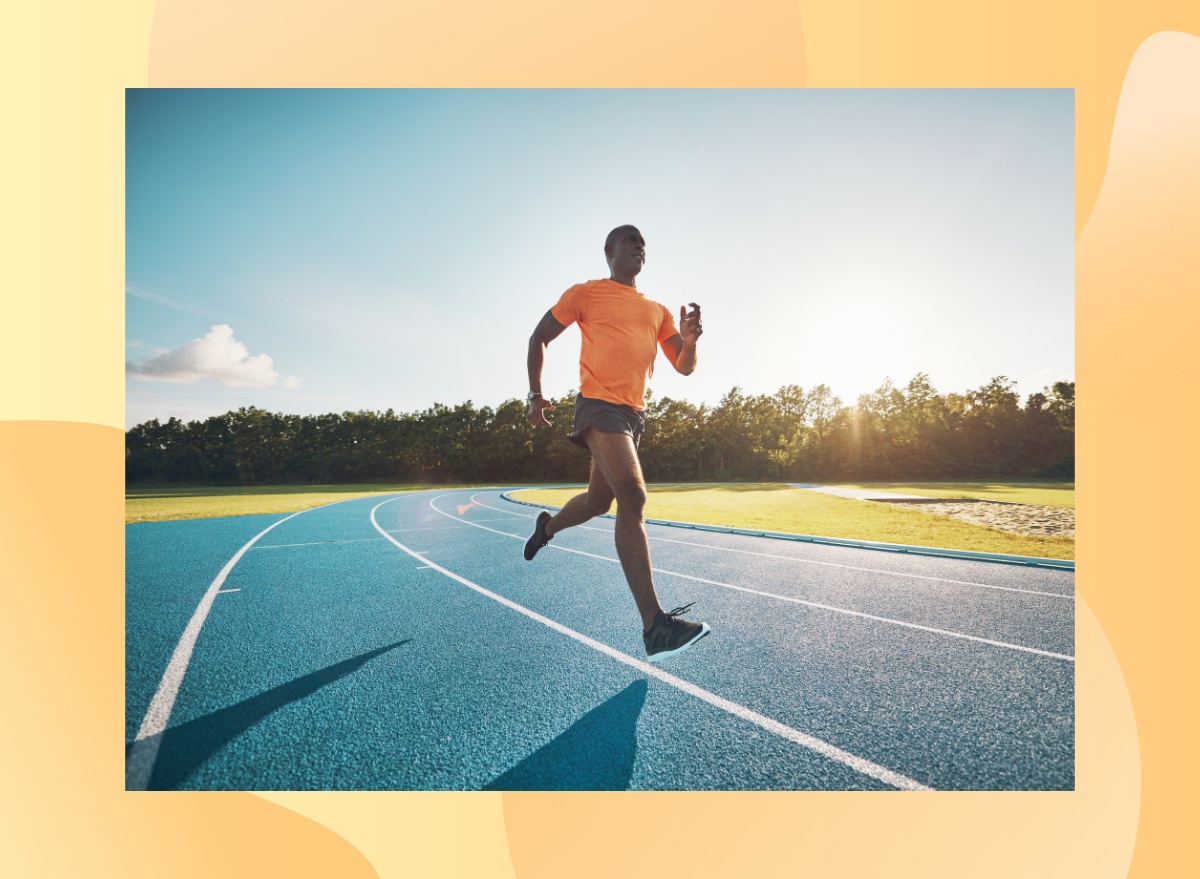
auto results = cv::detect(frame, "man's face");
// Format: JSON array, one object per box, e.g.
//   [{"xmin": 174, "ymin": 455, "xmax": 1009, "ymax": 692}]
[{"xmin": 607, "ymin": 227, "xmax": 645, "ymax": 279}]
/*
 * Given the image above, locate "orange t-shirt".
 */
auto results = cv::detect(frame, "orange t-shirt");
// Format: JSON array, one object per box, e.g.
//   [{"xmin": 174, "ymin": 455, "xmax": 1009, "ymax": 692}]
[{"xmin": 550, "ymin": 278, "xmax": 679, "ymax": 411}]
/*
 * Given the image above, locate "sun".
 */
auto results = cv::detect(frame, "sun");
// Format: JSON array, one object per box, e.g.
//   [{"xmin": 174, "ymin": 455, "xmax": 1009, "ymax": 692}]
[
  {"xmin": 789, "ymin": 294, "xmax": 919, "ymax": 400},
  {"xmin": 801, "ymin": 298, "xmax": 911, "ymax": 355}
]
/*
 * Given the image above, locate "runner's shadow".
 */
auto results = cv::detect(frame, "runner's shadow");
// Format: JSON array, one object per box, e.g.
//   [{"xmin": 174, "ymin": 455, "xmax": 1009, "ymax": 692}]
[
  {"xmin": 135, "ymin": 640, "xmax": 411, "ymax": 790},
  {"xmin": 483, "ymin": 680, "xmax": 648, "ymax": 791}
]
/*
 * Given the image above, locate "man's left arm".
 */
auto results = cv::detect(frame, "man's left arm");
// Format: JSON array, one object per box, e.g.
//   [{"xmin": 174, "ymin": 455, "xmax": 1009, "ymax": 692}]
[{"xmin": 662, "ymin": 302, "xmax": 702, "ymax": 375}]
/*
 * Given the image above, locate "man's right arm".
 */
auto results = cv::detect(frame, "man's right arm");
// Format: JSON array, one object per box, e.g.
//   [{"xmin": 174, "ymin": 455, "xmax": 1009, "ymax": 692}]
[{"xmin": 527, "ymin": 309, "xmax": 568, "ymax": 427}]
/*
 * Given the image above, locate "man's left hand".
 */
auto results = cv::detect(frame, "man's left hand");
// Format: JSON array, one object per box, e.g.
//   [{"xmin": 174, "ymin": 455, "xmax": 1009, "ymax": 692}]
[{"xmin": 679, "ymin": 302, "xmax": 703, "ymax": 347}]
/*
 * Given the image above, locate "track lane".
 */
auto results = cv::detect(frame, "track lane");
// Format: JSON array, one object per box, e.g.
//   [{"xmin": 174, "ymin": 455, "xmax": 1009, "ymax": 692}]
[
  {"xmin": 431, "ymin": 489, "xmax": 1074, "ymax": 790},
  {"xmin": 471, "ymin": 491, "xmax": 1075, "ymax": 598},
  {"xmin": 128, "ymin": 494, "xmax": 892, "ymax": 789},
  {"xmin": 125, "ymin": 487, "xmax": 1074, "ymax": 790},
  {"xmin": 448, "ymin": 490, "xmax": 1075, "ymax": 658}
]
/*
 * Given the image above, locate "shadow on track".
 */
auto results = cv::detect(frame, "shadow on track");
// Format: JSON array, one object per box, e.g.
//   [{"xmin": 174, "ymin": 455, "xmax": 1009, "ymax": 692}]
[
  {"xmin": 135, "ymin": 640, "xmax": 411, "ymax": 790},
  {"xmin": 483, "ymin": 680, "xmax": 648, "ymax": 791}
]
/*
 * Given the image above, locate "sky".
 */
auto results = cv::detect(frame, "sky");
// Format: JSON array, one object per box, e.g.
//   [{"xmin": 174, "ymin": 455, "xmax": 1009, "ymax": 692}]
[{"xmin": 126, "ymin": 89, "xmax": 1074, "ymax": 428}]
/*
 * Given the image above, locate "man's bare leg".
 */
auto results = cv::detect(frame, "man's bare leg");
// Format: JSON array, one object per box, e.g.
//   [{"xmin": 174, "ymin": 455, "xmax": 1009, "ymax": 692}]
[
  {"xmin": 544, "ymin": 456, "xmax": 615, "ymax": 536},
  {"xmin": 579, "ymin": 429, "xmax": 663, "ymax": 631}
]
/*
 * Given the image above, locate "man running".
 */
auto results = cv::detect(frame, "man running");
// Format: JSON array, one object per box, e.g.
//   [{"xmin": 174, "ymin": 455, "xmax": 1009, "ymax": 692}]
[{"xmin": 522, "ymin": 224, "xmax": 710, "ymax": 663}]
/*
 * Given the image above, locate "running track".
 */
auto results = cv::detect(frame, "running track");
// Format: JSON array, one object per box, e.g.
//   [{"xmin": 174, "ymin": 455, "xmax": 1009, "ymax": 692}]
[{"xmin": 125, "ymin": 488, "xmax": 1074, "ymax": 791}]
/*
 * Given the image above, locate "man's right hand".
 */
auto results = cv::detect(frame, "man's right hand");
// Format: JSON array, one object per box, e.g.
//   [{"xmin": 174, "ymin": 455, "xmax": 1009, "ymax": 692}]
[{"xmin": 527, "ymin": 396, "xmax": 556, "ymax": 428}]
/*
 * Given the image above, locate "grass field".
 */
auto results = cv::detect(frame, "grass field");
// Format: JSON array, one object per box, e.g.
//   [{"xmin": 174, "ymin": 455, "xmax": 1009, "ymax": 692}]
[
  {"xmin": 127, "ymin": 481, "xmax": 1074, "ymax": 561},
  {"xmin": 827, "ymin": 482, "xmax": 1075, "ymax": 509},
  {"xmin": 513, "ymin": 483, "xmax": 1074, "ymax": 561}
]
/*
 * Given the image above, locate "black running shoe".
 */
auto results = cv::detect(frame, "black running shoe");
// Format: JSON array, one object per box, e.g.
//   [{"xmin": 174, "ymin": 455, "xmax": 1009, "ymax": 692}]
[
  {"xmin": 643, "ymin": 603, "xmax": 710, "ymax": 663},
  {"xmin": 523, "ymin": 511, "xmax": 553, "ymax": 560}
]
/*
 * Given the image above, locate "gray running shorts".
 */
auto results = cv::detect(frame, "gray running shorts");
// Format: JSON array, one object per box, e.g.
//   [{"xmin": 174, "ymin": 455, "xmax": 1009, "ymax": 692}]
[{"xmin": 569, "ymin": 394, "xmax": 646, "ymax": 449}]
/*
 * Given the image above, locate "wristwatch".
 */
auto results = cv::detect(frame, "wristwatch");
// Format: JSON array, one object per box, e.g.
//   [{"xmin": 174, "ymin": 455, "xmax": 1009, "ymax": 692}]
[{"xmin": 526, "ymin": 391, "xmax": 542, "ymax": 402}]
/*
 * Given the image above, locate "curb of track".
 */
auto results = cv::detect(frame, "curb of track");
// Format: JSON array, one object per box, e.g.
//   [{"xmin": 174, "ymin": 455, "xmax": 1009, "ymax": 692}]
[{"xmin": 499, "ymin": 488, "xmax": 1075, "ymax": 572}]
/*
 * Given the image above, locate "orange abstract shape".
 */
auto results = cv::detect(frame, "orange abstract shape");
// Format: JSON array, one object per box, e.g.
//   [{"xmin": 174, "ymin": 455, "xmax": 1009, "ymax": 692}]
[
  {"xmin": 8, "ymin": 0, "xmax": 1196, "ymax": 874},
  {"xmin": 1076, "ymin": 30, "xmax": 1200, "ymax": 879},
  {"xmin": 796, "ymin": 2, "xmax": 1200, "ymax": 233},
  {"xmin": 147, "ymin": 0, "xmax": 807, "ymax": 87},
  {"xmin": 0, "ymin": 422, "xmax": 379, "ymax": 878}
]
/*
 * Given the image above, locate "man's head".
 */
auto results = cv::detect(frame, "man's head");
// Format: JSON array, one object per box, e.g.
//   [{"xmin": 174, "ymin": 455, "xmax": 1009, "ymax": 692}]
[{"xmin": 604, "ymin": 225, "xmax": 645, "ymax": 284}]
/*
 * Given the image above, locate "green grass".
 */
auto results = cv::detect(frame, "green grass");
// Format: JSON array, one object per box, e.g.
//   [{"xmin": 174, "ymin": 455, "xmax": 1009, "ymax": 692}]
[
  {"xmin": 826, "ymin": 482, "xmax": 1074, "ymax": 509},
  {"xmin": 125, "ymin": 483, "xmax": 485, "ymax": 524},
  {"xmin": 513, "ymin": 483, "xmax": 1074, "ymax": 561},
  {"xmin": 128, "ymin": 480, "xmax": 1076, "ymax": 561}
]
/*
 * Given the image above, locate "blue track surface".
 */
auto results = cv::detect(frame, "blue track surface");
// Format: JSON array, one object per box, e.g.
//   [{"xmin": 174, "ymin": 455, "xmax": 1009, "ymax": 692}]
[{"xmin": 125, "ymin": 488, "xmax": 1075, "ymax": 791}]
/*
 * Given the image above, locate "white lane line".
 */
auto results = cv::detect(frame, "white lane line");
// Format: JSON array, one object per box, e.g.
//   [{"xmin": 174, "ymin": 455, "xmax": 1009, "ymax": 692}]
[
  {"xmin": 437, "ymin": 505, "xmax": 528, "ymax": 525},
  {"xmin": 595, "ymin": 528, "xmax": 1071, "ymax": 600},
  {"xmin": 217, "ymin": 589, "xmax": 241, "ymax": 594},
  {"xmin": 250, "ymin": 521, "xmax": 520, "ymax": 552},
  {"xmin": 470, "ymin": 493, "xmax": 534, "ymax": 516},
  {"xmin": 370, "ymin": 497, "xmax": 932, "ymax": 791},
  {"xmin": 428, "ymin": 495, "xmax": 1074, "ymax": 662},
  {"xmin": 126, "ymin": 495, "xmax": 367, "ymax": 791},
  {"xmin": 253, "ymin": 537, "xmax": 387, "ymax": 550},
  {"xmin": 469, "ymin": 491, "xmax": 1073, "ymax": 601}
]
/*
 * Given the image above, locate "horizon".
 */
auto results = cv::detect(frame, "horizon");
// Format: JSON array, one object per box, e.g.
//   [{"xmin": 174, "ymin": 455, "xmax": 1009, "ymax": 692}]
[{"xmin": 124, "ymin": 371, "xmax": 1075, "ymax": 429}]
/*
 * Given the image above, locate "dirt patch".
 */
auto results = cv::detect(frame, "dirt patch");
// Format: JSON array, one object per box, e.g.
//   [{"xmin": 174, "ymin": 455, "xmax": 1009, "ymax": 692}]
[{"xmin": 875, "ymin": 500, "xmax": 1074, "ymax": 539}]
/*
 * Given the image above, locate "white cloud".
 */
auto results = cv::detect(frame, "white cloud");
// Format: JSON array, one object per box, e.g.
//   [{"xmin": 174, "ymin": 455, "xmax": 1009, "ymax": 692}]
[{"xmin": 126, "ymin": 324, "xmax": 298, "ymax": 388}]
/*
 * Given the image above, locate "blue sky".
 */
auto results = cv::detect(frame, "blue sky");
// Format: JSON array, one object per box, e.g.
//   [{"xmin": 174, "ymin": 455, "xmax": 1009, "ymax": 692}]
[{"xmin": 126, "ymin": 89, "xmax": 1074, "ymax": 428}]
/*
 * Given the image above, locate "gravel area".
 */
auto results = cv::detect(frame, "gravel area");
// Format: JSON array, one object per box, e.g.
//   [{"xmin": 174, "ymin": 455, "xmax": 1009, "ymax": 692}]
[{"xmin": 875, "ymin": 500, "xmax": 1075, "ymax": 539}]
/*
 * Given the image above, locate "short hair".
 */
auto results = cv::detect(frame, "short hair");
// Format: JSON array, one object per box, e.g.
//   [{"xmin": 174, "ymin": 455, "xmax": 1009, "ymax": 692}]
[{"xmin": 604, "ymin": 224, "xmax": 640, "ymax": 256}]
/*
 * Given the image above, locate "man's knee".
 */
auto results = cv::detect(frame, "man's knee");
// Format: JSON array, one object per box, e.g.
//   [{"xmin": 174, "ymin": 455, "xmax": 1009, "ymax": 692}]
[
  {"xmin": 585, "ymin": 489, "xmax": 614, "ymax": 516},
  {"xmin": 612, "ymin": 479, "xmax": 647, "ymax": 515}
]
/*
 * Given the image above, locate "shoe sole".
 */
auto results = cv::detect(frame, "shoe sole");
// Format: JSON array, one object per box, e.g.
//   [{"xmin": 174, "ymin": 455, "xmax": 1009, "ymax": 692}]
[
  {"xmin": 646, "ymin": 623, "xmax": 711, "ymax": 663},
  {"xmin": 523, "ymin": 512, "xmax": 551, "ymax": 561}
]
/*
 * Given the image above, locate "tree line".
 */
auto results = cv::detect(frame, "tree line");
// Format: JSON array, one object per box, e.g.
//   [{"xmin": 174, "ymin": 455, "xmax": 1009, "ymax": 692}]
[{"xmin": 125, "ymin": 374, "xmax": 1074, "ymax": 486}]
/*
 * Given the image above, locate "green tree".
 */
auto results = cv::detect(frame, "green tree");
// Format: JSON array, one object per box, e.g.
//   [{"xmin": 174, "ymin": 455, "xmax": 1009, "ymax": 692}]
[{"xmin": 642, "ymin": 395, "xmax": 705, "ymax": 481}]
